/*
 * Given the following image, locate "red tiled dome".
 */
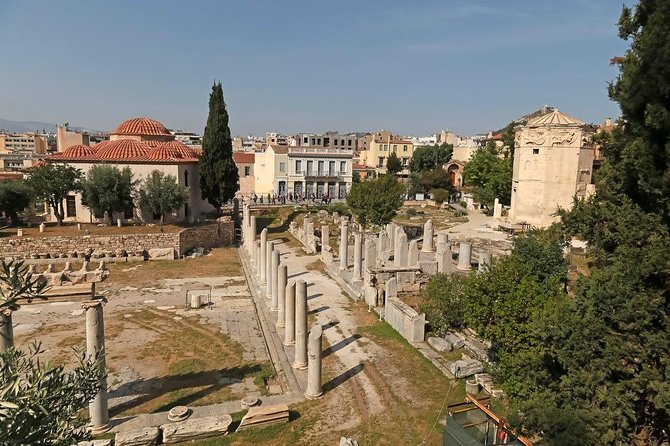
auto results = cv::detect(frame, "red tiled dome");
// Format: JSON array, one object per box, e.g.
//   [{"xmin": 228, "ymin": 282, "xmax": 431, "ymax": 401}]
[
  {"xmin": 111, "ymin": 117, "xmax": 171, "ymax": 136},
  {"xmin": 94, "ymin": 139, "xmax": 150, "ymax": 160},
  {"xmin": 62, "ymin": 144, "xmax": 97, "ymax": 158},
  {"xmin": 145, "ymin": 142, "xmax": 198, "ymax": 161}
]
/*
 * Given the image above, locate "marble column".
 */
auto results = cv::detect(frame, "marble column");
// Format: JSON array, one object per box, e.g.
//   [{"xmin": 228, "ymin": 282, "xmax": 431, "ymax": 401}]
[
  {"xmin": 321, "ymin": 225, "xmax": 329, "ymax": 250},
  {"xmin": 283, "ymin": 281, "xmax": 296, "ymax": 344},
  {"xmin": 394, "ymin": 229, "xmax": 408, "ymax": 267},
  {"xmin": 249, "ymin": 215, "xmax": 257, "ymax": 256},
  {"xmin": 339, "ymin": 218, "xmax": 349, "ymax": 270},
  {"xmin": 84, "ymin": 301, "xmax": 109, "ymax": 433},
  {"xmin": 437, "ymin": 249, "xmax": 450, "ymax": 274},
  {"xmin": 421, "ymin": 219, "xmax": 434, "ymax": 252},
  {"xmin": 457, "ymin": 241, "xmax": 472, "ymax": 271},
  {"xmin": 293, "ymin": 280, "xmax": 308, "ymax": 369},
  {"xmin": 408, "ymin": 240, "xmax": 419, "ymax": 266},
  {"xmin": 254, "ymin": 241, "xmax": 261, "ymax": 272},
  {"xmin": 0, "ymin": 310, "xmax": 14, "ymax": 352},
  {"xmin": 276, "ymin": 263, "xmax": 287, "ymax": 314},
  {"xmin": 478, "ymin": 251, "xmax": 492, "ymax": 273},
  {"xmin": 266, "ymin": 241, "xmax": 275, "ymax": 298},
  {"xmin": 353, "ymin": 232, "xmax": 363, "ymax": 280},
  {"xmin": 305, "ymin": 324, "xmax": 324, "ymax": 399},
  {"xmin": 260, "ymin": 229, "xmax": 268, "ymax": 284},
  {"xmin": 363, "ymin": 238, "xmax": 377, "ymax": 278},
  {"xmin": 271, "ymin": 250, "xmax": 280, "ymax": 307}
]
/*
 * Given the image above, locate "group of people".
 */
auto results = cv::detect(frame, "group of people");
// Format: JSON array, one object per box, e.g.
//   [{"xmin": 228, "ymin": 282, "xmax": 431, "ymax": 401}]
[{"xmin": 247, "ymin": 191, "xmax": 340, "ymax": 205}]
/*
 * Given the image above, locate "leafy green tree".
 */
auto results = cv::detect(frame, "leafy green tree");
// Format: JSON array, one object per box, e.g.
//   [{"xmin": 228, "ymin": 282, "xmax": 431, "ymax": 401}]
[
  {"xmin": 419, "ymin": 168, "xmax": 456, "ymax": 194},
  {"xmin": 461, "ymin": 142, "xmax": 512, "ymax": 207},
  {"xmin": 385, "ymin": 152, "xmax": 402, "ymax": 175},
  {"xmin": 81, "ymin": 165, "xmax": 134, "ymax": 223},
  {"xmin": 0, "ymin": 343, "xmax": 102, "ymax": 446},
  {"xmin": 26, "ymin": 163, "xmax": 83, "ymax": 226},
  {"xmin": 346, "ymin": 174, "xmax": 405, "ymax": 227},
  {"xmin": 199, "ymin": 82, "xmax": 239, "ymax": 212},
  {"xmin": 509, "ymin": 3, "xmax": 670, "ymax": 443},
  {"xmin": 420, "ymin": 273, "xmax": 465, "ymax": 333},
  {"xmin": 138, "ymin": 171, "xmax": 189, "ymax": 224},
  {"xmin": 408, "ymin": 143, "xmax": 454, "ymax": 194},
  {"xmin": 409, "ymin": 143, "xmax": 453, "ymax": 172},
  {"xmin": 0, "ymin": 181, "xmax": 33, "ymax": 226},
  {"xmin": 352, "ymin": 171, "xmax": 361, "ymax": 184},
  {"xmin": 604, "ymin": 1, "xmax": 670, "ymax": 224}
]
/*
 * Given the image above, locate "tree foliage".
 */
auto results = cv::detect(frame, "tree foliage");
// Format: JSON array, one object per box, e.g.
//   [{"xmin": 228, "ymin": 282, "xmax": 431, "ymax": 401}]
[
  {"xmin": 199, "ymin": 82, "xmax": 239, "ymax": 211},
  {"xmin": 346, "ymin": 174, "xmax": 405, "ymax": 227},
  {"xmin": 80, "ymin": 165, "xmax": 134, "ymax": 223},
  {"xmin": 409, "ymin": 143, "xmax": 453, "ymax": 172},
  {"xmin": 0, "ymin": 181, "xmax": 33, "ymax": 226},
  {"xmin": 419, "ymin": 168, "xmax": 456, "ymax": 195},
  {"xmin": 0, "ymin": 342, "xmax": 102, "ymax": 446},
  {"xmin": 461, "ymin": 141, "xmax": 512, "ymax": 207},
  {"xmin": 385, "ymin": 152, "xmax": 402, "ymax": 175},
  {"xmin": 138, "ymin": 171, "xmax": 189, "ymax": 224},
  {"xmin": 0, "ymin": 260, "xmax": 47, "ymax": 312},
  {"xmin": 26, "ymin": 163, "xmax": 83, "ymax": 226}
]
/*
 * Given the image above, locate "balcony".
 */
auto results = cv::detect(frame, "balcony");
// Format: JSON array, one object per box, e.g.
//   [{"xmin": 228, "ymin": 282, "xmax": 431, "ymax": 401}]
[{"xmin": 294, "ymin": 170, "xmax": 346, "ymax": 179}]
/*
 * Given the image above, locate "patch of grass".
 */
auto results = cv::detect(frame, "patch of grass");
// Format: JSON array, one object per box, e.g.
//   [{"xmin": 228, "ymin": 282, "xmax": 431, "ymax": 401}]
[
  {"xmin": 169, "ymin": 358, "xmax": 208, "ymax": 376},
  {"xmin": 252, "ymin": 362, "xmax": 276, "ymax": 394},
  {"xmin": 305, "ymin": 260, "xmax": 326, "ymax": 275}
]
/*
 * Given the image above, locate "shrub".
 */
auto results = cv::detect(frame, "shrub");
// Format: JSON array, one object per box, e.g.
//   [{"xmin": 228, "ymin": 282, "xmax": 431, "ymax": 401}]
[{"xmin": 431, "ymin": 188, "xmax": 449, "ymax": 204}]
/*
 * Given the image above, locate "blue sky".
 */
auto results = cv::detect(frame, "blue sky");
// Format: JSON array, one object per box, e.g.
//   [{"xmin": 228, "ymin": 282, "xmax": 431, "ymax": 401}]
[{"xmin": 0, "ymin": 1, "xmax": 630, "ymax": 136}]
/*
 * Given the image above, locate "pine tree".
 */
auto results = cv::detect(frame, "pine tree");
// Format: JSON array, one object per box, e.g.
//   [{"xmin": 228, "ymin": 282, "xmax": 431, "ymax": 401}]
[
  {"xmin": 385, "ymin": 152, "xmax": 402, "ymax": 175},
  {"xmin": 199, "ymin": 83, "xmax": 239, "ymax": 212}
]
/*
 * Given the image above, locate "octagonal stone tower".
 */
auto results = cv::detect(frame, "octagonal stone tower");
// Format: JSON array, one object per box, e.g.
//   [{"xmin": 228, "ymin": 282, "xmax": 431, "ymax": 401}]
[{"xmin": 509, "ymin": 109, "xmax": 595, "ymax": 228}]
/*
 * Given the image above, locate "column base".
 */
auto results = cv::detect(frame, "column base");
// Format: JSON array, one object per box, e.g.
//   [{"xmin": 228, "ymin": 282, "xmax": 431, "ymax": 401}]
[
  {"xmin": 271, "ymin": 306, "xmax": 278, "ymax": 312},
  {"xmin": 276, "ymin": 321, "xmax": 285, "ymax": 328},
  {"xmin": 304, "ymin": 390, "xmax": 323, "ymax": 400},
  {"xmin": 421, "ymin": 248, "xmax": 435, "ymax": 253},
  {"xmin": 89, "ymin": 423, "xmax": 111, "ymax": 435},
  {"xmin": 283, "ymin": 340, "xmax": 295, "ymax": 347},
  {"xmin": 456, "ymin": 265, "xmax": 472, "ymax": 271},
  {"xmin": 293, "ymin": 361, "xmax": 308, "ymax": 370}
]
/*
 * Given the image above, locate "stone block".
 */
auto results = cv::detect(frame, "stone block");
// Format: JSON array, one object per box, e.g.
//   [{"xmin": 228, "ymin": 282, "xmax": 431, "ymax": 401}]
[
  {"xmin": 78, "ymin": 440, "xmax": 113, "ymax": 446},
  {"xmin": 428, "ymin": 336, "xmax": 452, "ymax": 352},
  {"xmin": 115, "ymin": 427, "xmax": 160, "ymax": 446},
  {"xmin": 148, "ymin": 248, "xmax": 175, "ymax": 260},
  {"xmin": 444, "ymin": 333, "xmax": 464, "ymax": 349},
  {"xmin": 419, "ymin": 260, "xmax": 437, "ymax": 275},
  {"xmin": 396, "ymin": 271, "xmax": 415, "ymax": 284},
  {"xmin": 449, "ymin": 358, "xmax": 484, "ymax": 378},
  {"xmin": 160, "ymin": 414, "xmax": 233, "ymax": 444}
]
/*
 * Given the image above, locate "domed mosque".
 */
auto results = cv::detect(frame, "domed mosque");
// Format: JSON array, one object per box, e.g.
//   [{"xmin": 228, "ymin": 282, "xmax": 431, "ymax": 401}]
[{"xmin": 48, "ymin": 117, "xmax": 214, "ymax": 223}]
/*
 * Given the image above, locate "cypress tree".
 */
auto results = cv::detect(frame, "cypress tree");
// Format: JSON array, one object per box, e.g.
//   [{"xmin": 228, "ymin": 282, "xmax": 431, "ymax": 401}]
[{"xmin": 199, "ymin": 82, "xmax": 239, "ymax": 212}]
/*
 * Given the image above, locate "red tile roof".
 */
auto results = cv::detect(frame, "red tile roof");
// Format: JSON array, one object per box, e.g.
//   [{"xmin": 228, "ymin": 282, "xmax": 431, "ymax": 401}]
[
  {"xmin": 94, "ymin": 139, "xmax": 150, "ymax": 159},
  {"xmin": 233, "ymin": 152, "xmax": 255, "ymax": 164},
  {"xmin": 51, "ymin": 140, "xmax": 198, "ymax": 164},
  {"xmin": 111, "ymin": 117, "xmax": 171, "ymax": 136},
  {"xmin": 61, "ymin": 144, "xmax": 97, "ymax": 157}
]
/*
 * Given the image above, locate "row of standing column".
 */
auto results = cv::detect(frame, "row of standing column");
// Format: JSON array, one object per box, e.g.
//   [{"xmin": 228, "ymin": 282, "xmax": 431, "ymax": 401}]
[{"xmin": 247, "ymin": 223, "xmax": 324, "ymax": 399}]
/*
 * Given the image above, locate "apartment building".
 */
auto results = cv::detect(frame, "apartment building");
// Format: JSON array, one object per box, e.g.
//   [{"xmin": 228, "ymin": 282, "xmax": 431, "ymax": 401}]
[
  {"xmin": 0, "ymin": 132, "xmax": 48, "ymax": 171},
  {"xmin": 287, "ymin": 146, "xmax": 353, "ymax": 198},
  {"xmin": 293, "ymin": 132, "xmax": 357, "ymax": 151},
  {"xmin": 358, "ymin": 130, "xmax": 414, "ymax": 176},
  {"xmin": 232, "ymin": 151, "xmax": 255, "ymax": 196},
  {"xmin": 56, "ymin": 124, "xmax": 108, "ymax": 152},
  {"xmin": 253, "ymin": 144, "xmax": 289, "ymax": 195},
  {"xmin": 170, "ymin": 130, "xmax": 202, "ymax": 147}
]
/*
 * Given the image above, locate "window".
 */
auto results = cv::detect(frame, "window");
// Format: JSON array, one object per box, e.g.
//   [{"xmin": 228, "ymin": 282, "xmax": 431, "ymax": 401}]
[
  {"xmin": 329, "ymin": 161, "xmax": 335, "ymax": 175},
  {"xmin": 340, "ymin": 161, "xmax": 346, "ymax": 174},
  {"xmin": 303, "ymin": 137, "xmax": 308, "ymax": 144},
  {"xmin": 317, "ymin": 138, "xmax": 321, "ymax": 145},
  {"xmin": 403, "ymin": 145, "xmax": 408, "ymax": 152},
  {"xmin": 306, "ymin": 160, "xmax": 313, "ymax": 175},
  {"xmin": 184, "ymin": 170, "xmax": 189, "ymax": 187},
  {"xmin": 318, "ymin": 161, "xmax": 324, "ymax": 175},
  {"xmin": 348, "ymin": 140, "xmax": 352, "ymax": 147},
  {"xmin": 279, "ymin": 162, "xmax": 286, "ymax": 173},
  {"xmin": 295, "ymin": 160, "xmax": 302, "ymax": 173},
  {"xmin": 324, "ymin": 138, "xmax": 330, "ymax": 146},
  {"xmin": 244, "ymin": 166, "xmax": 251, "ymax": 176},
  {"xmin": 402, "ymin": 157, "xmax": 409, "ymax": 166},
  {"xmin": 66, "ymin": 196, "xmax": 76, "ymax": 217},
  {"xmin": 533, "ymin": 148, "xmax": 540, "ymax": 155},
  {"xmin": 393, "ymin": 144, "xmax": 397, "ymax": 152},
  {"xmin": 378, "ymin": 157, "xmax": 385, "ymax": 167}
]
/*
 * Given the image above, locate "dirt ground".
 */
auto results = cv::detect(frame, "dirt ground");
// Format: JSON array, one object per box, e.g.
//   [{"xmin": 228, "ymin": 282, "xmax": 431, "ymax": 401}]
[{"xmin": 11, "ymin": 248, "xmax": 274, "ymax": 417}]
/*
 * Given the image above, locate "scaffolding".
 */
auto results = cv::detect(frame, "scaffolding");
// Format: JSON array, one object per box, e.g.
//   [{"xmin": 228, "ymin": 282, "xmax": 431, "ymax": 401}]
[{"xmin": 443, "ymin": 395, "xmax": 532, "ymax": 446}]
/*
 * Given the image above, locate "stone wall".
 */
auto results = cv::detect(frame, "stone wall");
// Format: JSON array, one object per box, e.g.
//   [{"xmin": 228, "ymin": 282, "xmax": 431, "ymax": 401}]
[
  {"xmin": 0, "ymin": 219, "xmax": 235, "ymax": 260},
  {"xmin": 384, "ymin": 297, "xmax": 426, "ymax": 344}
]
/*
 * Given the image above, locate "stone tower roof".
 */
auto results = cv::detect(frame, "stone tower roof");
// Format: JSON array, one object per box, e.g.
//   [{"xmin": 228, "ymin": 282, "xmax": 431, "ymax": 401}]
[{"xmin": 527, "ymin": 109, "xmax": 584, "ymax": 126}]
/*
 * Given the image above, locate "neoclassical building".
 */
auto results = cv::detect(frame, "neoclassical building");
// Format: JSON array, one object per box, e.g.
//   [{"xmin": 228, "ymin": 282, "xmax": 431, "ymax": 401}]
[
  {"xmin": 49, "ymin": 117, "xmax": 216, "ymax": 223},
  {"xmin": 509, "ymin": 109, "xmax": 595, "ymax": 228}
]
